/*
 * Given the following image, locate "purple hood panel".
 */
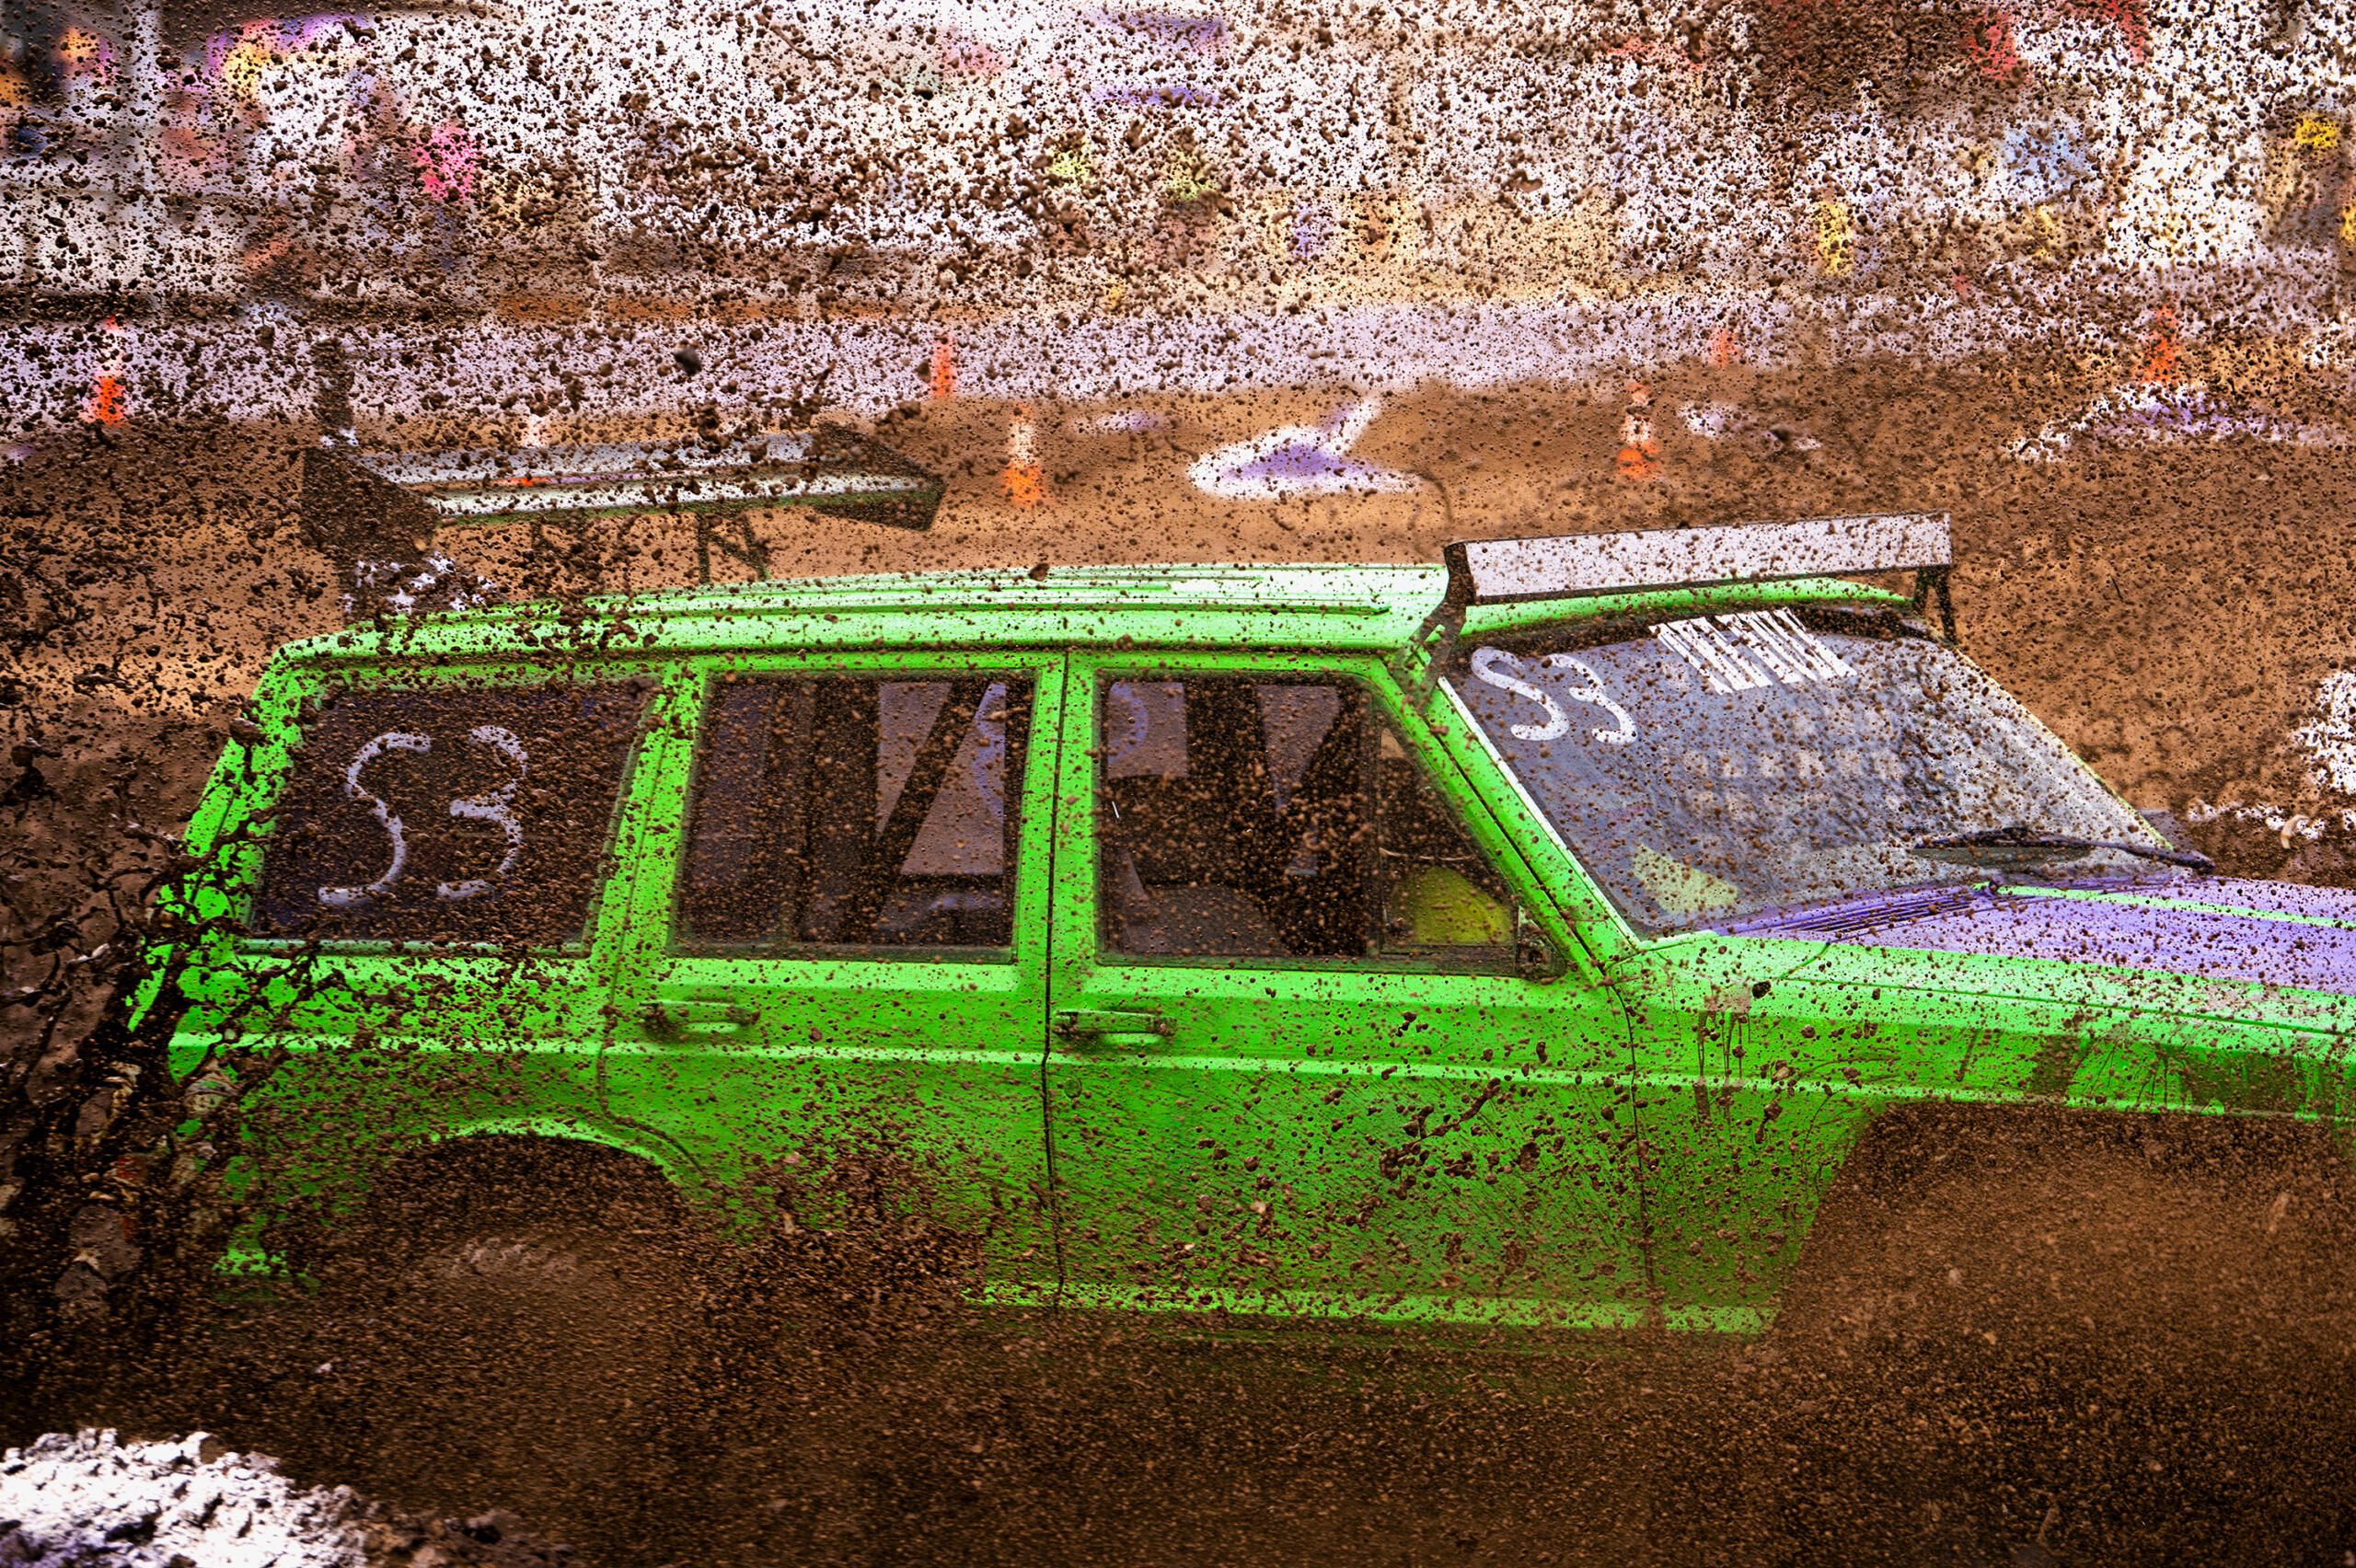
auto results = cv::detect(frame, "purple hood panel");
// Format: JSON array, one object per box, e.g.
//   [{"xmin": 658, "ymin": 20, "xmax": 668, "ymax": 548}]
[{"xmin": 1731, "ymin": 879, "xmax": 2356, "ymax": 996}]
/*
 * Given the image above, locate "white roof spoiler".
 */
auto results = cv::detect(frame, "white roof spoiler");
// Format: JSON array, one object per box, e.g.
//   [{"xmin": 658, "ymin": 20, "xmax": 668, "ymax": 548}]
[
  {"xmin": 1440, "ymin": 513, "xmax": 1952, "ymax": 606},
  {"xmin": 345, "ymin": 428, "xmax": 943, "ymax": 532},
  {"xmin": 1399, "ymin": 513, "xmax": 1958, "ymax": 690}
]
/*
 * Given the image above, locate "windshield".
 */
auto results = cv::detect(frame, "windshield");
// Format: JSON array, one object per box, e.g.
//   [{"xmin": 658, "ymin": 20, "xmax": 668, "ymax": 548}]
[{"xmin": 1444, "ymin": 605, "xmax": 2185, "ymax": 935}]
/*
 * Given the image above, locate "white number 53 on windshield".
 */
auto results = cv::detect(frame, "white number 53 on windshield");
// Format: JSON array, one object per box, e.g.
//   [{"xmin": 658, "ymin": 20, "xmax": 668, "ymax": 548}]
[{"xmin": 1470, "ymin": 648, "xmax": 1638, "ymax": 745}]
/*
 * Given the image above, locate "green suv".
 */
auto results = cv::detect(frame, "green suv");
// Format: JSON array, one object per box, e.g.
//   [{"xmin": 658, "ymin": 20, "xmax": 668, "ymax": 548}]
[{"xmin": 162, "ymin": 513, "xmax": 2350, "ymax": 1333}]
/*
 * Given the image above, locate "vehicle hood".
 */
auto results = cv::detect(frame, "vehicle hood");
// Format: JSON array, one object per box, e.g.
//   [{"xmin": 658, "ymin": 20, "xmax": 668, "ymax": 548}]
[{"xmin": 1724, "ymin": 878, "xmax": 2356, "ymax": 997}]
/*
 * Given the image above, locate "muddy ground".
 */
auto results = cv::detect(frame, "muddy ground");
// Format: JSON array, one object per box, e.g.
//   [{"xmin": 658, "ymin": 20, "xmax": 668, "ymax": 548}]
[
  {"xmin": 39, "ymin": 1103, "xmax": 2356, "ymax": 1566},
  {"xmin": 10, "ymin": 355, "xmax": 2356, "ymax": 1563}
]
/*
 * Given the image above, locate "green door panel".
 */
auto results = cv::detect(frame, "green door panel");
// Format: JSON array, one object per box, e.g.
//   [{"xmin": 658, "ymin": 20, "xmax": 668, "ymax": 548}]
[
  {"xmin": 596, "ymin": 651, "xmax": 1068, "ymax": 1298},
  {"xmin": 1043, "ymin": 652, "xmax": 1645, "ymax": 1329},
  {"xmin": 1616, "ymin": 944, "xmax": 1877, "ymax": 1332}
]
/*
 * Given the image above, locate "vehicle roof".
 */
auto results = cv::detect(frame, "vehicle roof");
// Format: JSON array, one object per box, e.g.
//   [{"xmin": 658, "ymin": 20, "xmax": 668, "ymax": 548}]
[{"xmin": 277, "ymin": 562, "xmax": 1916, "ymax": 666}]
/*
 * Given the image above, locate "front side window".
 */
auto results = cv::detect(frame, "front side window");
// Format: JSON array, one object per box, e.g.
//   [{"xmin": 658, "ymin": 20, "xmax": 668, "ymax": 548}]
[
  {"xmin": 677, "ymin": 674, "xmax": 1034, "ymax": 951},
  {"xmin": 1098, "ymin": 676, "xmax": 1517, "ymax": 967},
  {"xmin": 254, "ymin": 680, "xmax": 652, "ymax": 946},
  {"xmin": 1447, "ymin": 604, "xmax": 2187, "ymax": 935}
]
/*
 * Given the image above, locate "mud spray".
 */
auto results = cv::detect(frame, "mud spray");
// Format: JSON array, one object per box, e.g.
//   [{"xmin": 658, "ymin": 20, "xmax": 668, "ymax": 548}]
[{"xmin": 13, "ymin": 0, "xmax": 2356, "ymax": 1559}]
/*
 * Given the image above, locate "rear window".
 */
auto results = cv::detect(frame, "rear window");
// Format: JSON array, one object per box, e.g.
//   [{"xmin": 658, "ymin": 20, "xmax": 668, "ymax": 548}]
[{"xmin": 253, "ymin": 681, "xmax": 651, "ymax": 946}]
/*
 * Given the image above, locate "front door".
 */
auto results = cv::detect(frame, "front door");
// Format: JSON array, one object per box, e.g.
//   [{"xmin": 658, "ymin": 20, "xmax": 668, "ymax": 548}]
[
  {"xmin": 604, "ymin": 651, "xmax": 1067, "ymax": 1300},
  {"xmin": 1042, "ymin": 652, "xmax": 1643, "ymax": 1330}
]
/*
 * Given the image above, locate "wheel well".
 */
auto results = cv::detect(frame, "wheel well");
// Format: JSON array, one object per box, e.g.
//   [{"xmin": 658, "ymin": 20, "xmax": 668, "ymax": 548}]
[
  {"xmin": 1776, "ymin": 1099, "xmax": 2355, "ymax": 1350},
  {"xmin": 1828, "ymin": 1098, "xmax": 2345, "ymax": 1201},
  {"xmin": 345, "ymin": 1133, "xmax": 692, "ymax": 1257}
]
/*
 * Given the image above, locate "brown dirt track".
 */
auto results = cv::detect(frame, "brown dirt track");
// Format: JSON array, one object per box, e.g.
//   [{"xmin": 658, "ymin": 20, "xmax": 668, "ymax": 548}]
[
  {"xmin": 98, "ymin": 1104, "xmax": 2356, "ymax": 1565},
  {"xmin": 11, "ymin": 356, "xmax": 2356, "ymax": 1563}
]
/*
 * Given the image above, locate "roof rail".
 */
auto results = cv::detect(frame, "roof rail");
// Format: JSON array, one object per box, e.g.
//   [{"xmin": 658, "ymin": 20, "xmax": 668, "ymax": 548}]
[{"xmin": 1439, "ymin": 513, "xmax": 1950, "ymax": 607}]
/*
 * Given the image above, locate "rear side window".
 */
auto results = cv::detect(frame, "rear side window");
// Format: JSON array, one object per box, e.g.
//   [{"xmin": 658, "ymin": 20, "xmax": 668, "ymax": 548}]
[
  {"xmin": 676, "ymin": 674, "xmax": 1035, "ymax": 951},
  {"xmin": 254, "ymin": 682, "xmax": 651, "ymax": 946}
]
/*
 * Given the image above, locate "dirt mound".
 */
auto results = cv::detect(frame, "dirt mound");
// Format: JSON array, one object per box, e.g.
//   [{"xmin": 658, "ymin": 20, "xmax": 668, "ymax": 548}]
[
  {"xmin": 29, "ymin": 1115, "xmax": 2356, "ymax": 1566},
  {"xmin": 106, "ymin": 1138, "xmax": 709, "ymax": 1553}
]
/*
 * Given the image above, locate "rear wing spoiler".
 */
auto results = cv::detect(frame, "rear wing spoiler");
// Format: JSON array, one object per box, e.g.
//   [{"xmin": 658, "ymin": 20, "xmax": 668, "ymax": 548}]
[
  {"xmin": 1408, "ymin": 512, "xmax": 1956, "ymax": 686},
  {"xmin": 300, "ymin": 426, "xmax": 944, "ymax": 614}
]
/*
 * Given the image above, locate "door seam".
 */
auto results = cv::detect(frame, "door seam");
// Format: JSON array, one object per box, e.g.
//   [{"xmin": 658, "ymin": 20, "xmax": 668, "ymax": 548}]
[{"xmin": 1036, "ymin": 651, "xmax": 1071, "ymax": 1307}]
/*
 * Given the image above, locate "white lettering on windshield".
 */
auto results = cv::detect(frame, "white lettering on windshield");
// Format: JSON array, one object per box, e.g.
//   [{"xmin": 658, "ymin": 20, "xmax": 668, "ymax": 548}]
[
  {"xmin": 1540, "ymin": 653, "xmax": 1636, "ymax": 744},
  {"xmin": 1654, "ymin": 619, "xmax": 1769, "ymax": 691},
  {"xmin": 1655, "ymin": 610, "xmax": 1853, "ymax": 692},
  {"xmin": 1737, "ymin": 608, "xmax": 1854, "ymax": 681},
  {"xmin": 1469, "ymin": 648, "xmax": 1639, "ymax": 745},
  {"xmin": 1469, "ymin": 649, "xmax": 1570, "ymax": 739}
]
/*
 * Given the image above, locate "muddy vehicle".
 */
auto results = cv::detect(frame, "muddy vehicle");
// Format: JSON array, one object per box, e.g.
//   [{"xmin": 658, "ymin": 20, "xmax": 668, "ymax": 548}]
[{"xmin": 148, "ymin": 511, "xmax": 2351, "ymax": 1335}]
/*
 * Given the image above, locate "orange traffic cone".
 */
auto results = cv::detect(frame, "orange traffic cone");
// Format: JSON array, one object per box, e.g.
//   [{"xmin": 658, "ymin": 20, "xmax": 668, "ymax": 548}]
[
  {"xmin": 1003, "ymin": 406, "xmax": 1048, "ymax": 509},
  {"xmin": 1616, "ymin": 380, "xmax": 1659, "ymax": 480},
  {"xmin": 81, "ymin": 316, "xmax": 126, "ymax": 425},
  {"xmin": 2135, "ymin": 306, "xmax": 2179, "ymax": 384}
]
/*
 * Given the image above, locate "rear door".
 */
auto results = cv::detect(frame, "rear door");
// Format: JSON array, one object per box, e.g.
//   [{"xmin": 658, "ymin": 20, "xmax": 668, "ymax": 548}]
[
  {"xmin": 1042, "ymin": 651, "xmax": 1643, "ymax": 1330},
  {"xmin": 602, "ymin": 651, "xmax": 1068, "ymax": 1302}
]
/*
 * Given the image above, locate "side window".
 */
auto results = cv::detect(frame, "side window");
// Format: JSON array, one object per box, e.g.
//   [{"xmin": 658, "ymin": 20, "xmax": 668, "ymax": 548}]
[
  {"xmin": 255, "ymin": 680, "xmax": 652, "ymax": 946},
  {"xmin": 1374, "ymin": 726, "xmax": 1516, "ymax": 964},
  {"xmin": 1098, "ymin": 677, "xmax": 1517, "ymax": 967},
  {"xmin": 677, "ymin": 674, "xmax": 1034, "ymax": 951}
]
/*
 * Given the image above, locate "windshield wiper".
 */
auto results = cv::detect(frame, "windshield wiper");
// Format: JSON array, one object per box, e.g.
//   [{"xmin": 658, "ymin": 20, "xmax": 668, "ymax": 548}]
[{"xmin": 1911, "ymin": 825, "xmax": 2213, "ymax": 872}]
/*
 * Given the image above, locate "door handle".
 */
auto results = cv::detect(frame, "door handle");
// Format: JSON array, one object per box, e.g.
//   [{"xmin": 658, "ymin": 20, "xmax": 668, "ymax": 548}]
[
  {"xmin": 1054, "ymin": 1008, "xmax": 1173, "ymax": 1048},
  {"xmin": 641, "ymin": 999, "xmax": 757, "ymax": 1039}
]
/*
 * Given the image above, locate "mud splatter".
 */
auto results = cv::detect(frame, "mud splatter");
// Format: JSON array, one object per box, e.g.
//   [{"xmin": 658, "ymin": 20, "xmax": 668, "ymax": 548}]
[{"xmin": 9, "ymin": 0, "xmax": 2356, "ymax": 1551}]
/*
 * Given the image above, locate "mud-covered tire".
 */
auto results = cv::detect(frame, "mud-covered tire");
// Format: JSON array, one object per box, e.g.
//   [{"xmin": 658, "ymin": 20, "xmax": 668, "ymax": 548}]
[
  {"xmin": 1775, "ymin": 1101, "xmax": 2356, "ymax": 1357},
  {"xmin": 311, "ymin": 1138, "xmax": 701, "ymax": 1531},
  {"xmin": 1730, "ymin": 1103, "xmax": 2356, "ymax": 1562}
]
